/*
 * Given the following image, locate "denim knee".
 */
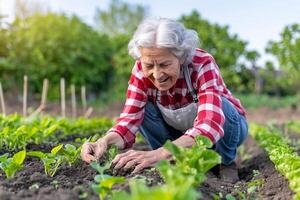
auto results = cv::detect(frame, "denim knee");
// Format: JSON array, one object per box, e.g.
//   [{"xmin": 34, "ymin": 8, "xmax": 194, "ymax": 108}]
[{"xmin": 215, "ymin": 97, "xmax": 248, "ymax": 165}]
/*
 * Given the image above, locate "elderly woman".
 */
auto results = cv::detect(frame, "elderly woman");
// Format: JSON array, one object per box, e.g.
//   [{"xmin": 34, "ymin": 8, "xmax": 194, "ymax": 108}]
[{"xmin": 81, "ymin": 18, "xmax": 248, "ymax": 183}]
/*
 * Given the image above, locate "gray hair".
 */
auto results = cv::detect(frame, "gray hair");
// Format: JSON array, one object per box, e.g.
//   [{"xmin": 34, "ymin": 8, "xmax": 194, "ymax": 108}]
[{"xmin": 128, "ymin": 18, "xmax": 199, "ymax": 64}]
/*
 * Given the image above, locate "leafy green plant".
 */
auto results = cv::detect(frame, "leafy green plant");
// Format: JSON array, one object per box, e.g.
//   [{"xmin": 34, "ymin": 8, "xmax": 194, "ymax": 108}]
[
  {"xmin": 90, "ymin": 162, "xmax": 125, "ymax": 200},
  {"xmin": 251, "ymin": 123, "xmax": 300, "ymax": 200},
  {"xmin": 61, "ymin": 144, "xmax": 81, "ymax": 166},
  {"xmin": 111, "ymin": 135, "xmax": 220, "ymax": 200},
  {"xmin": 107, "ymin": 144, "xmax": 118, "ymax": 162},
  {"xmin": 163, "ymin": 135, "xmax": 221, "ymax": 185},
  {"xmin": 0, "ymin": 150, "xmax": 26, "ymax": 179},
  {"xmin": 27, "ymin": 144, "xmax": 64, "ymax": 177}
]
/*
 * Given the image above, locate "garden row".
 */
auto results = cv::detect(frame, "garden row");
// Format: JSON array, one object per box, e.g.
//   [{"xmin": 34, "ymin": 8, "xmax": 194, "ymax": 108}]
[
  {"xmin": 1, "ymin": 113, "xmax": 300, "ymax": 199},
  {"xmin": 250, "ymin": 122, "xmax": 300, "ymax": 200}
]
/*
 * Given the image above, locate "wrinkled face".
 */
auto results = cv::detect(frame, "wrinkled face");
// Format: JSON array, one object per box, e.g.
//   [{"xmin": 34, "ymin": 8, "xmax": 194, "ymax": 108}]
[{"xmin": 140, "ymin": 48, "xmax": 182, "ymax": 91}]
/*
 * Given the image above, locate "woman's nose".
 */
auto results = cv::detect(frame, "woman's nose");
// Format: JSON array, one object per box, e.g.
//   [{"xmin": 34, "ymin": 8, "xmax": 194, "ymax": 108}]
[{"xmin": 152, "ymin": 66, "xmax": 162, "ymax": 79}]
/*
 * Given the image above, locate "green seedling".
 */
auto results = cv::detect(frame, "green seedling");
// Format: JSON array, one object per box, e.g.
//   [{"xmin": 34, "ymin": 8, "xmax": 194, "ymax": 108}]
[
  {"xmin": 90, "ymin": 162, "xmax": 125, "ymax": 200},
  {"xmin": 0, "ymin": 150, "xmax": 26, "ymax": 179},
  {"xmin": 111, "ymin": 169, "xmax": 199, "ymax": 200},
  {"xmin": 61, "ymin": 144, "xmax": 81, "ymax": 166},
  {"xmin": 107, "ymin": 145, "xmax": 118, "ymax": 162},
  {"xmin": 27, "ymin": 144, "xmax": 64, "ymax": 177},
  {"xmin": 163, "ymin": 135, "xmax": 221, "ymax": 185}
]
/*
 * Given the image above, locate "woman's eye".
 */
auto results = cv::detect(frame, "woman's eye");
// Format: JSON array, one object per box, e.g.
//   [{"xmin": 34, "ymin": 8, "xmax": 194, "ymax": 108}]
[
  {"xmin": 160, "ymin": 64, "xmax": 169, "ymax": 67},
  {"xmin": 145, "ymin": 65, "xmax": 153, "ymax": 68}
]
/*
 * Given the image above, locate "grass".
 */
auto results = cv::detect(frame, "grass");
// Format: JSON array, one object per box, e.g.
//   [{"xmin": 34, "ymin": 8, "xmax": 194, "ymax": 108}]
[{"xmin": 235, "ymin": 93, "xmax": 300, "ymax": 110}]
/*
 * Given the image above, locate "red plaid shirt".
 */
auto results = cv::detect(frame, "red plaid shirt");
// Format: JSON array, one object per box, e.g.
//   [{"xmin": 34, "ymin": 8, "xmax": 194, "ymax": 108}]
[{"xmin": 108, "ymin": 48, "xmax": 246, "ymax": 148}]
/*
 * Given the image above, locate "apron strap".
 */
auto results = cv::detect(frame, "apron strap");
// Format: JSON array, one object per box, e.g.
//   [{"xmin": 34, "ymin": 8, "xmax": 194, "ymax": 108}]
[{"xmin": 183, "ymin": 65, "xmax": 198, "ymax": 103}]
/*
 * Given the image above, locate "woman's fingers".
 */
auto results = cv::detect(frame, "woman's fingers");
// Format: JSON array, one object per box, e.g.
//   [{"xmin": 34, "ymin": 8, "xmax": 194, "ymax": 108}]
[
  {"xmin": 80, "ymin": 142, "xmax": 96, "ymax": 163},
  {"xmin": 81, "ymin": 140, "xmax": 108, "ymax": 163},
  {"xmin": 112, "ymin": 149, "xmax": 135, "ymax": 164},
  {"xmin": 93, "ymin": 140, "xmax": 107, "ymax": 160},
  {"xmin": 123, "ymin": 159, "xmax": 138, "ymax": 170},
  {"xmin": 132, "ymin": 162, "xmax": 147, "ymax": 174}
]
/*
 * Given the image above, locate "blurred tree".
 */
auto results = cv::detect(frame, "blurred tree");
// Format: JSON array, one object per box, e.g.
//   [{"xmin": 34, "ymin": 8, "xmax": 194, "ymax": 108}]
[
  {"xmin": 266, "ymin": 23, "xmax": 300, "ymax": 94},
  {"xmin": 179, "ymin": 10, "xmax": 248, "ymax": 92},
  {"xmin": 245, "ymin": 50, "xmax": 262, "ymax": 94},
  {"xmin": 0, "ymin": 13, "xmax": 113, "ymax": 99},
  {"xmin": 94, "ymin": 0, "xmax": 147, "ymax": 102},
  {"xmin": 94, "ymin": 0, "xmax": 148, "ymax": 37}
]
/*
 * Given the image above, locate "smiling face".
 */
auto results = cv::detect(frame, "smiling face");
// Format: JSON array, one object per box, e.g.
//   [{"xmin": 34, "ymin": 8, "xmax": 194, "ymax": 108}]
[{"xmin": 140, "ymin": 48, "xmax": 182, "ymax": 91}]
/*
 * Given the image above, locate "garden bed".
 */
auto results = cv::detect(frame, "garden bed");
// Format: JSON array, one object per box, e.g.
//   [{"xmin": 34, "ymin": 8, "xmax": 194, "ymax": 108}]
[{"xmin": 0, "ymin": 136, "xmax": 293, "ymax": 200}]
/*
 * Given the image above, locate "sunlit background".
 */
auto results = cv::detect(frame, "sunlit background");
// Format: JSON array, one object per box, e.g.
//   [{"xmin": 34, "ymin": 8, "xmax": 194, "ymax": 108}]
[{"xmin": 1, "ymin": 0, "xmax": 300, "ymax": 111}]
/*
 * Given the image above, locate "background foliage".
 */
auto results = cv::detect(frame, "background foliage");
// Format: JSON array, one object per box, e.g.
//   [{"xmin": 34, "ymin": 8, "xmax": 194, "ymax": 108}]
[{"xmin": 0, "ymin": 0, "xmax": 299, "ymax": 103}]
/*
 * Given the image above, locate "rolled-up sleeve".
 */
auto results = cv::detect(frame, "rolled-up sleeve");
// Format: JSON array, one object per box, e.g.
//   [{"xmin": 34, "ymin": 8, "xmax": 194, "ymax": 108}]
[{"xmin": 107, "ymin": 62, "xmax": 147, "ymax": 148}]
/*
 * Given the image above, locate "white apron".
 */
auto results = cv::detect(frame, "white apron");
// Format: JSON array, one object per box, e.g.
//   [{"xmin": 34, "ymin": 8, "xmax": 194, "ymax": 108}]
[{"xmin": 156, "ymin": 65, "xmax": 198, "ymax": 131}]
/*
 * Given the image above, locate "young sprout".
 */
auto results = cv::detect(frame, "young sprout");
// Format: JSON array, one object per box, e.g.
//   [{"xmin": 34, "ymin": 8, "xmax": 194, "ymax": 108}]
[
  {"xmin": 90, "ymin": 162, "xmax": 125, "ymax": 200},
  {"xmin": 27, "ymin": 144, "xmax": 64, "ymax": 177},
  {"xmin": 0, "ymin": 150, "xmax": 26, "ymax": 179}
]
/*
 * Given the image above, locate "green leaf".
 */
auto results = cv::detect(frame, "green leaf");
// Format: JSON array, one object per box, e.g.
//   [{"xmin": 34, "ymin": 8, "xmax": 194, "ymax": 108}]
[
  {"xmin": 195, "ymin": 135, "xmax": 213, "ymax": 148},
  {"xmin": 163, "ymin": 140, "xmax": 181, "ymax": 157},
  {"xmin": 27, "ymin": 151, "xmax": 46, "ymax": 159},
  {"xmin": 12, "ymin": 150, "xmax": 26, "ymax": 165},
  {"xmin": 51, "ymin": 144, "xmax": 63, "ymax": 155},
  {"xmin": 0, "ymin": 154, "xmax": 9, "ymax": 162},
  {"xmin": 43, "ymin": 124, "xmax": 59, "ymax": 137},
  {"xmin": 101, "ymin": 176, "xmax": 125, "ymax": 188}
]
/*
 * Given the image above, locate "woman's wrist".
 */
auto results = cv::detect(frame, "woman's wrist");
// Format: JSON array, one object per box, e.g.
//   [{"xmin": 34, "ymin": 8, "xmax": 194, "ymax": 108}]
[
  {"xmin": 156, "ymin": 147, "xmax": 172, "ymax": 160},
  {"xmin": 101, "ymin": 131, "xmax": 125, "ymax": 149}
]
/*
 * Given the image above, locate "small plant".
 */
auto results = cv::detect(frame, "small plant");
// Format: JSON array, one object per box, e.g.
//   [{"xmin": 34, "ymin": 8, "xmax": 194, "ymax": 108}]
[
  {"xmin": 27, "ymin": 144, "xmax": 64, "ymax": 177},
  {"xmin": 90, "ymin": 162, "xmax": 125, "ymax": 200},
  {"xmin": 0, "ymin": 150, "xmax": 26, "ymax": 179},
  {"xmin": 61, "ymin": 144, "xmax": 81, "ymax": 166},
  {"xmin": 163, "ymin": 135, "xmax": 221, "ymax": 185},
  {"xmin": 107, "ymin": 144, "xmax": 118, "ymax": 162}
]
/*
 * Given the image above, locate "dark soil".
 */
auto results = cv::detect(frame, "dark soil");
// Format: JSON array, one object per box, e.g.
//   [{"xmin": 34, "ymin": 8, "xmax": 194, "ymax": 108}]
[
  {"xmin": 0, "ymin": 135, "xmax": 294, "ymax": 200},
  {"xmin": 0, "ymin": 100, "xmax": 296, "ymax": 199}
]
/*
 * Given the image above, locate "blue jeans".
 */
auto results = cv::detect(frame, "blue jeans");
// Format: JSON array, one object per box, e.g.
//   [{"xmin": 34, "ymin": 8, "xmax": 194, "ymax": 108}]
[{"xmin": 139, "ymin": 97, "xmax": 248, "ymax": 165}]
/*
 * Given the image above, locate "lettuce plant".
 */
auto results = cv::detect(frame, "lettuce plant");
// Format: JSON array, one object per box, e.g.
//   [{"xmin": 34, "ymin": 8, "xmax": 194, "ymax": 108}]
[
  {"xmin": 90, "ymin": 162, "xmax": 125, "ymax": 200},
  {"xmin": 27, "ymin": 144, "xmax": 64, "ymax": 177},
  {"xmin": 61, "ymin": 144, "xmax": 81, "ymax": 166},
  {"xmin": 0, "ymin": 150, "xmax": 26, "ymax": 179},
  {"xmin": 163, "ymin": 135, "xmax": 221, "ymax": 185}
]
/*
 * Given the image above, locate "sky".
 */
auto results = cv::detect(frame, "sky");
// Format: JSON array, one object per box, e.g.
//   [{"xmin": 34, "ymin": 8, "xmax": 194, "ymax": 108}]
[{"xmin": 1, "ymin": 0, "xmax": 300, "ymax": 66}]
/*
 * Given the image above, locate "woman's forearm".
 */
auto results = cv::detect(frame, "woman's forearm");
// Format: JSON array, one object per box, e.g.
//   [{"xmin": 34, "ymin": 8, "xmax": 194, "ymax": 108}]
[
  {"xmin": 157, "ymin": 135, "xmax": 196, "ymax": 160},
  {"xmin": 101, "ymin": 131, "xmax": 125, "ymax": 149}
]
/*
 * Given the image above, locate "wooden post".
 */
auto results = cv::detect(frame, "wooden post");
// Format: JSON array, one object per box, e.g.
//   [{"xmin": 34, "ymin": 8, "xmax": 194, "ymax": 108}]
[
  {"xmin": 60, "ymin": 78, "xmax": 66, "ymax": 118},
  {"xmin": 29, "ymin": 78, "xmax": 49, "ymax": 117},
  {"xmin": 84, "ymin": 107, "xmax": 93, "ymax": 118},
  {"xmin": 23, "ymin": 75, "xmax": 28, "ymax": 117},
  {"xmin": 81, "ymin": 85, "xmax": 87, "ymax": 113},
  {"xmin": 0, "ymin": 82, "xmax": 6, "ymax": 116},
  {"xmin": 71, "ymin": 84, "xmax": 76, "ymax": 118},
  {"xmin": 40, "ymin": 78, "xmax": 49, "ymax": 111}
]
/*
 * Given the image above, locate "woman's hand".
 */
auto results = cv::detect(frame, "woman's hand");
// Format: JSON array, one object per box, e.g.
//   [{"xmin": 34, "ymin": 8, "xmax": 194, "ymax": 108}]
[
  {"xmin": 81, "ymin": 132, "xmax": 125, "ymax": 163},
  {"xmin": 81, "ymin": 138, "xmax": 108, "ymax": 163},
  {"xmin": 112, "ymin": 148, "xmax": 170, "ymax": 174}
]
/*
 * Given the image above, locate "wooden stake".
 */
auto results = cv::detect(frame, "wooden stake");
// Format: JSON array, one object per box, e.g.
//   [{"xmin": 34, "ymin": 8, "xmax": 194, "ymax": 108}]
[
  {"xmin": 60, "ymin": 78, "xmax": 66, "ymax": 118},
  {"xmin": 84, "ymin": 107, "xmax": 93, "ymax": 118},
  {"xmin": 81, "ymin": 85, "xmax": 87, "ymax": 113},
  {"xmin": 0, "ymin": 82, "xmax": 6, "ymax": 116},
  {"xmin": 40, "ymin": 78, "xmax": 49, "ymax": 111},
  {"xmin": 23, "ymin": 75, "xmax": 28, "ymax": 117},
  {"xmin": 29, "ymin": 78, "xmax": 49, "ymax": 117},
  {"xmin": 71, "ymin": 84, "xmax": 76, "ymax": 118}
]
